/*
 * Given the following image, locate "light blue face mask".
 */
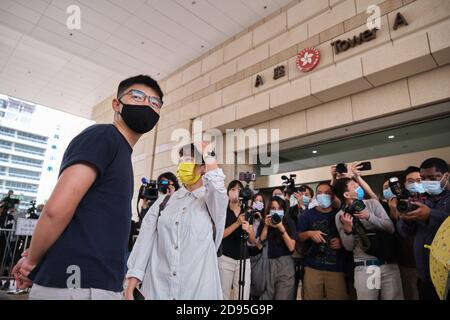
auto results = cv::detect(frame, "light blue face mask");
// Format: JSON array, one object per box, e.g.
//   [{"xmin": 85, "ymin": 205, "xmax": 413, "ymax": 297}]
[
  {"xmin": 383, "ymin": 188, "xmax": 395, "ymax": 200},
  {"xmin": 405, "ymin": 182, "xmax": 426, "ymax": 194},
  {"xmin": 302, "ymin": 195, "xmax": 310, "ymax": 207},
  {"xmin": 355, "ymin": 186, "xmax": 365, "ymax": 200},
  {"xmin": 422, "ymin": 177, "xmax": 446, "ymax": 195},
  {"xmin": 316, "ymin": 194, "xmax": 332, "ymax": 208}
]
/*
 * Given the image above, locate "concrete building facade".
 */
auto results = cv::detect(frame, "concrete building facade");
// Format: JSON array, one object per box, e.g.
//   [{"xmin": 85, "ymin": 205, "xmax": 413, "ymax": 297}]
[{"xmin": 90, "ymin": 0, "xmax": 450, "ymax": 215}]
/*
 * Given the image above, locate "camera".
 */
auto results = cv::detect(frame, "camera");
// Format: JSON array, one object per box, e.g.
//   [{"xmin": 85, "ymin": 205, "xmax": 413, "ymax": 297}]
[
  {"xmin": 336, "ymin": 163, "xmax": 348, "ymax": 174},
  {"xmin": 388, "ymin": 177, "xmax": 423, "ymax": 214},
  {"xmin": 238, "ymin": 171, "xmax": 255, "ymax": 202},
  {"xmin": 26, "ymin": 200, "xmax": 39, "ymax": 219},
  {"xmin": 281, "ymin": 174, "xmax": 305, "ymax": 195},
  {"xmin": 138, "ymin": 178, "xmax": 159, "ymax": 201},
  {"xmin": 270, "ymin": 213, "xmax": 282, "ymax": 225},
  {"xmin": 344, "ymin": 199, "xmax": 366, "ymax": 216}
]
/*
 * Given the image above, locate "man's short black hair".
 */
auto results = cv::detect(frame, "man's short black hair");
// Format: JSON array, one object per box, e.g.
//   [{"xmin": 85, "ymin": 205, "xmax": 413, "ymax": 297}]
[
  {"xmin": 420, "ymin": 157, "xmax": 449, "ymax": 174},
  {"xmin": 403, "ymin": 166, "xmax": 420, "ymax": 181},
  {"xmin": 316, "ymin": 182, "xmax": 332, "ymax": 193},
  {"xmin": 117, "ymin": 75, "xmax": 164, "ymax": 101},
  {"xmin": 333, "ymin": 178, "xmax": 353, "ymax": 202}
]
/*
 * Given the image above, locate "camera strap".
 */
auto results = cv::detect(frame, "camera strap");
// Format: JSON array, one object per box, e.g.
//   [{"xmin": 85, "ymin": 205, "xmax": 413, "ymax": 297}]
[{"xmin": 156, "ymin": 194, "xmax": 217, "ymax": 243}]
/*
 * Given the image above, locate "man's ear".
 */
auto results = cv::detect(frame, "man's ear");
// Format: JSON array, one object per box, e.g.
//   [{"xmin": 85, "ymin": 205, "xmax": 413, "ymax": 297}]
[
  {"xmin": 343, "ymin": 191, "xmax": 351, "ymax": 200},
  {"xmin": 112, "ymin": 98, "xmax": 121, "ymax": 113}
]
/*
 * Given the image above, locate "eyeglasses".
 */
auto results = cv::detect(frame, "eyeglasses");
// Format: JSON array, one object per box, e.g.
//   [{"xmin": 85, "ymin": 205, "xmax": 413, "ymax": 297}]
[{"xmin": 119, "ymin": 89, "xmax": 163, "ymax": 109}]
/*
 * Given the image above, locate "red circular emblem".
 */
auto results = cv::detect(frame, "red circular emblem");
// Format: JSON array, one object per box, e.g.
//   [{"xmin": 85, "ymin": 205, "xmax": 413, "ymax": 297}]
[{"xmin": 296, "ymin": 47, "xmax": 320, "ymax": 72}]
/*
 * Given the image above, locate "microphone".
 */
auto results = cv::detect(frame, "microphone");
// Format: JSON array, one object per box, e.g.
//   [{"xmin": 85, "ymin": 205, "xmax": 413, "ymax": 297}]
[{"xmin": 141, "ymin": 177, "xmax": 148, "ymax": 184}]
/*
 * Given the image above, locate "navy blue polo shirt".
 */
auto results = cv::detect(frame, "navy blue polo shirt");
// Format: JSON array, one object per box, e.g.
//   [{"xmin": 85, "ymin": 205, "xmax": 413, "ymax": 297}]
[{"xmin": 30, "ymin": 124, "xmax": 134, "ymax": 292}]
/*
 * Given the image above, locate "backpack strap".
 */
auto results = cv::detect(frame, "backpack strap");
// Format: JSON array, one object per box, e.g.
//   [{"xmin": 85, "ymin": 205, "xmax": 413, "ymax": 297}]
[
  {"xmin": 156, "ymin": 195, "xmax": 171, "ymax": 229},
  {"xmin": 204, "ymin": 202, "xmax": 217, "ymax": 243}
]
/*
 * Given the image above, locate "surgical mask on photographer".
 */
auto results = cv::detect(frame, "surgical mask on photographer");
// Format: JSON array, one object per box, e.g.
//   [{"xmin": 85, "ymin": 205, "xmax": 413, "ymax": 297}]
[
  {"xmin": 252, "ymin": 201, "xmax": 264, "ymax": 212},
  {"xmin": 289, "ymin": 194, "xmax": 297, "ymax": 207},
  {"xmin": 177, "ymin": 162, "xmax": 201, "ymax": 186},
  {"xmin": 228, "ymin": 189, "xmax": 239, "ymax": 203},
  {"xmin": 383, "ymin": 188, "xmax": 395, "ymax": 200},
  {"xmin": 270, "ymin": 209, "xmax": 284, "ymax": 219},
  {"xmin": 118, "ymin": 102, "xmax": 160, "ymax": 134},
  {"xmin": 422, "ymin": 175, "xmax": 448, "ymax": 195},
  {"xmin": 405, "ymin": 182, "xmax": 426, "ymax": 194},
  {"xmin": 316, "ymin": 194, "xmax": 332, "ymax": 208},
  {"xmin": 303, "ymin": 195, "xmax": 311, "ymax": 207},
  {"xmin": 355, "ymin": 186, "xmax": 365, "ymax": 200}
]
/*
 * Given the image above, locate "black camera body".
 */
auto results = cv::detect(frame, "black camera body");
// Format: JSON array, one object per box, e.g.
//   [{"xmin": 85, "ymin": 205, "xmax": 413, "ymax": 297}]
[
  {"xmin": 281, "ymin": 174, "xmax": 305, "ymax": 195},
  {"xmin": 139, "ymin": 178, "xmax": 159, "ymax": 201},
  {"xmin": 26, "ymin": 200, "xmax": 39, "ymax": 219},
  {"xmin": 1, "ymin": 195, "xmax": 20, "ymax": 211},
  {"xmin": 344, "ymin": 199, "xmax": 366, "ymax": 216},
  {"xmin": 388, "ymin": 177, "xmax": 423, "ymax": 214},
  {"xmin": 270, "ymin": 212, "xmax": 283, "ymax": 225}
]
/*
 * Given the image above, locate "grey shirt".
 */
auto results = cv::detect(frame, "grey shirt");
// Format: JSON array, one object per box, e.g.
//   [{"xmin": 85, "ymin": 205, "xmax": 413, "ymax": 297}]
[{"xmin": 336, "ymin": 199, "xmax": 395, "ymax": 262}]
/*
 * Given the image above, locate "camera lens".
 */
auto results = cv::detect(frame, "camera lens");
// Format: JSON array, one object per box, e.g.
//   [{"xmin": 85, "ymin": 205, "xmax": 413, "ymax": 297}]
[
  {"xmin": 396, "ymin": 200, "xmax": 409, "ymax": 213},
  {"xmin": 271, "ymin": 213, "xmax": 281, "ymax": 225}
]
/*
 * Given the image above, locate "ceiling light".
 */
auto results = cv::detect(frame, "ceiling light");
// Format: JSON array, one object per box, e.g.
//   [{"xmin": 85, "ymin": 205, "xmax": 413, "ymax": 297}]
[
  {"xmin": 312, "ymin": 150, "xmax": 318, "ymax": 154},
  {"xmin": 388, "ymin": 135, "xmax": 395, "ymax": 139}
]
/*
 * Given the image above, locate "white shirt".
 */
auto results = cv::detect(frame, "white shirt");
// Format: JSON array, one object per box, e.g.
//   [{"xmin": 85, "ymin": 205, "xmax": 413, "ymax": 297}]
[{"xmin": 126, "ymin": 168, "xmax": 228, "ymax": 300}]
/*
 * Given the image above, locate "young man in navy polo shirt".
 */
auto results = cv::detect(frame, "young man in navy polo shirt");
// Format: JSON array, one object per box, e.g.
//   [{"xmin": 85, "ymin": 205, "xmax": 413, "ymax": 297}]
[{"xmin": 12, "ymin": 75, "xmax": 163, "ymax": 300}]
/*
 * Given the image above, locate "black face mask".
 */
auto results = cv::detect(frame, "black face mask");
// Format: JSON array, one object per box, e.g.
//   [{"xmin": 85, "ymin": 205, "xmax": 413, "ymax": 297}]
[{"xmin": 118, "ymin": 102, "xmax": 160, "ymax": 134}]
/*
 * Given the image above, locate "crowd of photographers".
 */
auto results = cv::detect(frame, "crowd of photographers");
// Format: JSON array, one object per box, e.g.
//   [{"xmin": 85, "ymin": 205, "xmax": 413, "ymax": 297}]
[{"xmin": 134, "ymin": 156, "xmax": 449, "ymax": 300}]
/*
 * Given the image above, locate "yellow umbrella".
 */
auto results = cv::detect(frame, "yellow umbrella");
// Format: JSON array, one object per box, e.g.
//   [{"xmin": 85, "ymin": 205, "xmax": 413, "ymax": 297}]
[{"xmin": 425, "ymin": 216, "xmax": 450, "ymax": 300}]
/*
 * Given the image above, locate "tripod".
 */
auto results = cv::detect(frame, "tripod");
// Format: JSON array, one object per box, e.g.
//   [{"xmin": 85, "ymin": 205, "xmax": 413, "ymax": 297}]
[{"xmin": 237, "ymin": 198, "xmax": 251, "ymax": 300}]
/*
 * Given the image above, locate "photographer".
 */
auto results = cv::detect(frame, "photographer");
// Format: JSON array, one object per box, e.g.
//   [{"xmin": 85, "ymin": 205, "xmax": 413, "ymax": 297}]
[
  {"xmin": 298, "ymin": 183, "xmax": 348, "ymax": 300},
  {"xmin": 12, "ymin": 75, "xmax": 163, "ymax": 300},
  {"xmin": 334, "ymin": 178, "xmax": 403, "ymax": 300},
  {"xmin": 396, "ymin": 158, "xmax": 450, "ymax": 300},
  {"xmin": 257, "ymin": 197, "xmax": 297, "ymax": 300},
  {"xmin": 125, "ymin": 142, "xmax": 228, "ymax": 300},
  {"xmin": 138, "ymin": 172, "xmax": 179, "ymax": 221},
  {"xmin": 286, "ymin": 183, "xmax": 314, "ymax": 299},
  {"xmin": 381, "ymin": 167, "xmax": 421, "ymax": 300},
  {"xmin": 218, "ymin": 180, "xmax": 256, "ymax": 300}
]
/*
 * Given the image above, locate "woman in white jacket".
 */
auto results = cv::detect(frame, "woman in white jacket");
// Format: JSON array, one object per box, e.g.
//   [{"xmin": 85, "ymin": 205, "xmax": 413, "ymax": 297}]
[{"xmin": 125, "ymin": 142, "xmax": 228, "ymax": 300}]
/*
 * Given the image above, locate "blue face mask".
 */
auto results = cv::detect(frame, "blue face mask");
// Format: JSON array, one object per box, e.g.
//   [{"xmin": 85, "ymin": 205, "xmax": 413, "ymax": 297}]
[
  {"xmin": 316, "ymin": 194, "xmax": 332, "ymax": 208},
  {"xmin": 405, "ymin": 182, "xmax": 426, "ymax": 194},
  {"xmin": 302, "ymin": 195, "xmax": 310, "ymax": 207},
  {"xmin": 383, "ymin": 188, "xmax": 395, "ymax": 200},
  {"xmin": 355, "ymin": 186, "xmax": 365, "ymax": 200},
  {"xmin": 422, "ymin": 177, "xmax": 446, "ymax": 195}
]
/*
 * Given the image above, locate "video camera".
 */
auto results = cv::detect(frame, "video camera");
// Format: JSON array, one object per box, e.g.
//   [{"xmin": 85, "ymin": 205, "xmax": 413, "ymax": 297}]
[
  {"xmin": 138, "ymin": 178, "xmax": 159, "ymax": 202},
  {"xmin": 26, "ymin": 200, "xmax": 39, "ymax": 219},
  {"xmin": 238, "ymin": 172, "xmax": 256, "ymax": 224},
  {"xmin": 388, "ymin": 177, "xmax": 425, "ymax": 214},
  {"xmin": 281, "ymin": 174, "xmax": 306, "ymax": 195}
]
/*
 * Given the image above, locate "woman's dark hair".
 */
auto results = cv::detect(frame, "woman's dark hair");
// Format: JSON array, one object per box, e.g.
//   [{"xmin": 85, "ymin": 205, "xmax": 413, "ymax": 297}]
[
  {"xmin": 117, "ymin": 75, "xmax": 163, "ymax": 101},
  {"xmin": 301, "ymin": 184, "xmax": 314, "ymax": 198},
  {"xmin": 157, "ymin": 172, "xmax": 180, "ymax": 191},
  {"xmin": 179, "ymin": 143, "xmax": 204, "ymax": 164},
  {"xmin": 333, "ymin": 177, "xmax": 353, "ymax": 202},
  {"xmin": 227, "ymin": 180, "xmax": 244, "ymax": 194}
]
